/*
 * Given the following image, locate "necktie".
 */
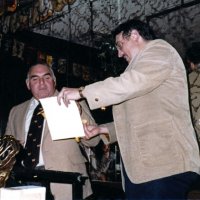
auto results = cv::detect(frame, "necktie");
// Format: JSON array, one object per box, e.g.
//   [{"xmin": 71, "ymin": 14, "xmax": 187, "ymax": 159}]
[{"xmin": 24, "ymin": 102, "xmax": 44, "ymax": 168}]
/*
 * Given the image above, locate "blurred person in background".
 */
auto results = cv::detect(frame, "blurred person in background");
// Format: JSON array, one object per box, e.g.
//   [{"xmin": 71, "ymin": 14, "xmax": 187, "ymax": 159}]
[{"xmin": 185, "ymin": 42, "xmax": 200, "ymax": 143}]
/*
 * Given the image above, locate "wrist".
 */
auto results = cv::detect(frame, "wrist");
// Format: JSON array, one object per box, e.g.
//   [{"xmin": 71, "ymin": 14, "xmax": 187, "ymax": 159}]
[{"xmin": 78, "ymin": 86, "xmax": 85, "ymax": 99}]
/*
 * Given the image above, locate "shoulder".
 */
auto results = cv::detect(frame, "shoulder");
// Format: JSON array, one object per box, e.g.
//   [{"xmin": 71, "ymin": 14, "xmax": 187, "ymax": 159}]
[
  {"xmin": 142, "ymin": 39, "xmax": 180, "ymax": 62},
  {"xmin": 146, "ymin": 39, "xmax": 172, "ymax": 52},
  {"xmin": 148, "ymin": 39, "xmax": 170, "ymax": 46},
  {"xmin": 9, "ymin": 99, "xmax": 31, "ymax": 114}
]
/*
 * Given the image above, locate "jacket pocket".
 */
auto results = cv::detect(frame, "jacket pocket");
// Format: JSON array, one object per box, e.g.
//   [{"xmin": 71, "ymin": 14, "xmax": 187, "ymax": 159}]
[{"xmin": 134, "ymin": 119, "xmax": 179, "ymax": 167}]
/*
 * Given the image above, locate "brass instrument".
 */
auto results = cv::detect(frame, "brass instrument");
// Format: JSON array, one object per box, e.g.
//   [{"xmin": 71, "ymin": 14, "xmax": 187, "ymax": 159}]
[{"xmin": 0, "ymin": 135, "xmax": 20, "ymax": 188}]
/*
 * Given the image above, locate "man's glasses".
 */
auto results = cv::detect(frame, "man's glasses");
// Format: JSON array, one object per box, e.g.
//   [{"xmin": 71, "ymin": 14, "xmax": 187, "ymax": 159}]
[
  {"xmin": 115, "ymin": 35, "xmax": 130, "ymax": 51},
  {"xmin": 115, "ymin": 41, "xmax": 124, "ymax": 51}
]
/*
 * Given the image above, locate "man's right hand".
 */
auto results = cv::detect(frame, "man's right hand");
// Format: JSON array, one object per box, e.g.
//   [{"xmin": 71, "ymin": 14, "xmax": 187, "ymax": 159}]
[{"xmin": 57, "ymin": 87, "xmax": 81, "ymax": 106}]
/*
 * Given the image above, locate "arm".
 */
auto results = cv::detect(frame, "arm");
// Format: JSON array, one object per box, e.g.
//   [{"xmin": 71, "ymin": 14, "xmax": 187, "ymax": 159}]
[
  {"xmin": 83, "ymin": 41, "xmax": 173, "ymax": 109},
  {"xmin": 78, "ymin": 99, "xmax": 106, "ymax": 147},
  {"xmin": 77, "ymin": 100, "xmax": 117, "ymax": 146},
  {"xmin": 57, "ymin": 40, "xmax": 172, "ymax": 110},
  {"xmin": 83, "ymin": 121, "xmax": 117, "ymax": 144}
]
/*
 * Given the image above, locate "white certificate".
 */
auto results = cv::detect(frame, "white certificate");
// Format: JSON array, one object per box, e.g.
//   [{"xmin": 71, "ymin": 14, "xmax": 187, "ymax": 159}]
[
  {"xmin": 39, "ymin": 97, "xmax": 85, "ymax": 140},
  {"xmin": 0, "ymin": 186, "xmax": 46, "ymax": 200}
]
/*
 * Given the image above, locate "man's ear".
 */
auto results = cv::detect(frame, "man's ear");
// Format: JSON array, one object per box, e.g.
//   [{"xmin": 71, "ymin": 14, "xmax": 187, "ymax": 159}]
[
  {"xmin": 130, "ymin": 30, "xmax": 140, "ymax": 41},
  {"xmin": 54, "ymin": 80, "xmax": 56, "ymax": 87},
  {"xmin": 26, "ymin": 80, "xmax": 30, "ymax": 90}
]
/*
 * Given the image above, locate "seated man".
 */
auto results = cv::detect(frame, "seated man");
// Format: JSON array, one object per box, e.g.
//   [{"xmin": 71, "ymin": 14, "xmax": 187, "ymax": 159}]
[{"xmin": 4, "ymin": 62, "xmax": 101, "ymax": 200}]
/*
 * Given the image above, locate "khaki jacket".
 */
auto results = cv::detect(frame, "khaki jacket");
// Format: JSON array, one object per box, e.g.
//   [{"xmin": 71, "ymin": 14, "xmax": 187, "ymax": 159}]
[{"xmin": 83, "ymin": 39, "xmax": 200, "ymax": 184}]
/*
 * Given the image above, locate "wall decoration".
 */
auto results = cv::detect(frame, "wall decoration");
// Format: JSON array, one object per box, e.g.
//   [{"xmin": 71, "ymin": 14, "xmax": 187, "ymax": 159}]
[
  {"xmin": 12, "ymin": 39, "xmax": 25, "ymax": 59},
  {"xmin": 0, "ymin": 0, "xmax": 199, "ymax": 56},
  {"xmin": 147, "ymin": 1, "xmax": 200, "ymax": 57}
]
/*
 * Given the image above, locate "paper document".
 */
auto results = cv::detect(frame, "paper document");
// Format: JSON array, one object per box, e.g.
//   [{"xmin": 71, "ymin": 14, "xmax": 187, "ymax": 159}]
[
  {"xmin": 40, "ymin": 97, "xmax": 85, "ymax": 140},
  {"xmin": 0, "ymin": 186, "xmax": 46, "ymax": 200}
]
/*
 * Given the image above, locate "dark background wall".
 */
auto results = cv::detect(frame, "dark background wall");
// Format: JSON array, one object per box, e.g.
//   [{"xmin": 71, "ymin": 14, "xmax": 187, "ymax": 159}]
[
  {"xmin": 0, "ymin": 0, "xmax": 200, "ymax": 134},
  {"xmin": 0, "ymin": 32, "xmax": 115, "ymax": 135}
]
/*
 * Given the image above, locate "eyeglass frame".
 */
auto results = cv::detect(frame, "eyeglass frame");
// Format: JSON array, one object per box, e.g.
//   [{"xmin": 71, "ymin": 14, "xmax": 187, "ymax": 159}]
[{"xmin": 115, "ymin": 32, "xmax": 132, "ymax": 51}]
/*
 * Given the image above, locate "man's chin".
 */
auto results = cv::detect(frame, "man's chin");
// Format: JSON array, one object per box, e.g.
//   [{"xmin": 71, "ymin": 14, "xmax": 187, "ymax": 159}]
[{"xmin": 37, "ymin": 94, "xmax": 50, "ymax": 99}]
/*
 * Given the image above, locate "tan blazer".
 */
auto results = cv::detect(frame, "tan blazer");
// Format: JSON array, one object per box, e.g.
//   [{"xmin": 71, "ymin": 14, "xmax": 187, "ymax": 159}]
[
  {"xmin": 5, "ymin": 94, "xmax": 100, "ymax": 200},
  {"xmin": 83, "ymin": 39, "xmax": 200, "ymax": 184}
]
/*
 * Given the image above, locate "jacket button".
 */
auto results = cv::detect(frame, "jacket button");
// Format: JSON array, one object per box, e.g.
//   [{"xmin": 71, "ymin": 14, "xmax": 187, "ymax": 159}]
[{"xmin": 95, "ymin": 98, "xmax": 99, "ymax": 101}]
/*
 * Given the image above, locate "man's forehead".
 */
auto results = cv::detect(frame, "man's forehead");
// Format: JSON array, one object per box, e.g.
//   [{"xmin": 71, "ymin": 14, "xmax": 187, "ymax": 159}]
[
  {"xmin": 116, "ymin": 30, "xmax": 133, "ymax": 41},
  {"xmin": 29, "ymin": 70, "xmax": 52, "ymax": 79},
  {"xmin": 29, "ymin": 72, "xmax": 51, "ymax": 77},
  {"xmin": 29, "ymin": 65, "xmax": 50, "ymax": 74}
]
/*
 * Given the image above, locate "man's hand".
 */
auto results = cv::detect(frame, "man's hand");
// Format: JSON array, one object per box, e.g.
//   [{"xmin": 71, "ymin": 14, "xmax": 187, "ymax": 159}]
[
  {"xmin": 83, "ymin": 124, "xmax": 109, "ymax": 139},
  {"xmin": 57, "ymin": 87, "xmax": 81, "ymax": 106}
]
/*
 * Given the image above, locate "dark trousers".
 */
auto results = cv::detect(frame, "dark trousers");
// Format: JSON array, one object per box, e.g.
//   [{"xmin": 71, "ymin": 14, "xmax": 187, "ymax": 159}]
[{"xmin": 123, "ymin": 164, "xmax": 200, "ymax": 200}]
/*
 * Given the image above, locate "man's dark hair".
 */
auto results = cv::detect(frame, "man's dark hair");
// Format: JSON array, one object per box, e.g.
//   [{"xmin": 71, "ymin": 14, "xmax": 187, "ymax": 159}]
[{"xmin": 112, "ymin": 19, "xmax": 156, "ymax": 40}]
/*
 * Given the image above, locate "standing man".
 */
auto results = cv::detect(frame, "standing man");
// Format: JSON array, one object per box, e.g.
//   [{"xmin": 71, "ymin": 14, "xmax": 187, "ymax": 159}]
[
  {"xmin": 57, "ymin": 19, "xmax": 200, "ymax": 199},
  {"xmin": 5, "ymin": 62, "xmax": 100, "ymax": 200}
]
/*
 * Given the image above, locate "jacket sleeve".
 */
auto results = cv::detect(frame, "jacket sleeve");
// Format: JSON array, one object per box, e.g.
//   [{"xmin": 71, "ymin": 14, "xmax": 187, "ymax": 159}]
[
  {"xmin": 78, "ymin": 100, "xmax": 101, "ymax": 147},
  {"xmin": 83, "ymin": 41, "xmax": 173, "ymax": 110},
  {"xmin": 103, "ymin": 122, "xmax": 117, "ymax": 143}
]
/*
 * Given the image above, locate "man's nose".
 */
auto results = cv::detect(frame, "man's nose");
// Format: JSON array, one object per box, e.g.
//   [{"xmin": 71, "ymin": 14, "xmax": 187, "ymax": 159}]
[
  {"xmin": 39, "ymin": 78, "xmax": 45, "ymax": 84},
  {"xmin": 118, "ymin": 49, "xmax": 123, "ymax": 58}
]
